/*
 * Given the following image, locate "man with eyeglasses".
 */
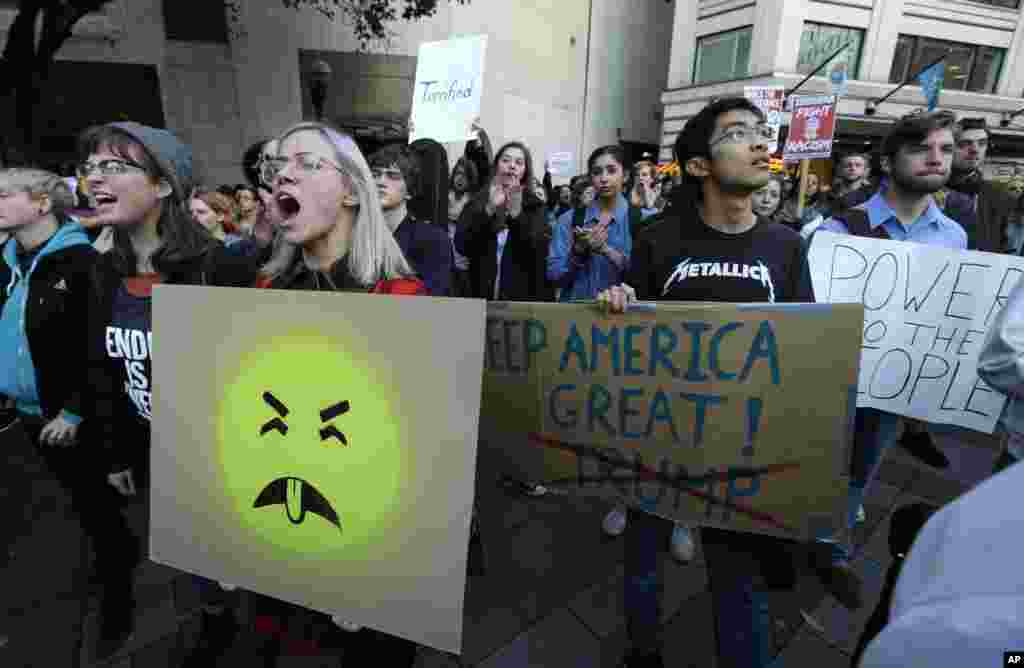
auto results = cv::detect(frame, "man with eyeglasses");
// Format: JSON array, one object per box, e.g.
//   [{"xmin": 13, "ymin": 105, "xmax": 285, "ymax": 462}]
[
  {"xmin": 595, "ymin": 97, "xmax": 814, "ymax": 668},
  {"xmin": 368, "ymin": 144, "xmax": 452, "ymax": 296}
]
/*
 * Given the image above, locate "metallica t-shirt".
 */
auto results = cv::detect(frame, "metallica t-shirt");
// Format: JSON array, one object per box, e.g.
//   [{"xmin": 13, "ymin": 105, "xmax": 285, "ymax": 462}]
[
  {"xmin": 626, "ymin": 213, "xmax": 814, "ymax": 304},
  {"xmin": 104, "ymin": 275, "xmax": 159, "ymax": 424}
]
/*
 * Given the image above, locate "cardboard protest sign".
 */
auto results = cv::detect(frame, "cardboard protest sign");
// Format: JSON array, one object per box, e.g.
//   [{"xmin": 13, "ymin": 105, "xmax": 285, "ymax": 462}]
[
  {"xmin": 783, "ymin": 95, "xmax": 838, "ymax": 162},
  {"xmin": 809, "ymin": 231, "xmax": 1022, "ymax": 433},
  {"xmin": 410, "ymin": 34, "xmax": 488, "ymax": 144},
  {"xmin": 479, "ymin": 301, "xmax": 864, "ymax": 541},
  {"xmin": 744, "ymin": 86, "xmax": 786, "ymax": 154},
  {"xmin": 150, "ymin": 286, "xmax": 485, "ymax": 654}
]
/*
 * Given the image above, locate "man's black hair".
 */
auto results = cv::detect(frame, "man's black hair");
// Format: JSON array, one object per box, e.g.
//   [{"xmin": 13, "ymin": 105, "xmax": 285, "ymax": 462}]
[
  {"xmin": 368, "ymin": 143, "xmax": 421, "ymax": 199},
  {"xmin": 672, "ymin": 96, "xmax": 766, "ymax": 203}
]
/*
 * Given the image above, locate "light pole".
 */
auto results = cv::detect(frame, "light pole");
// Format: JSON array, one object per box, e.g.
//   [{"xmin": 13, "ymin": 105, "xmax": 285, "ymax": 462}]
[{"xmin": 310, "ymin": 59, "xmax": 333, "ymax": 122}]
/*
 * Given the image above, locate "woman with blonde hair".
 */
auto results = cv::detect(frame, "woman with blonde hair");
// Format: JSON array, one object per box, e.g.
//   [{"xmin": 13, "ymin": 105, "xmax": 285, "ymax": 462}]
[
  {"xmin": 257, "ymin": 121, "xmax": 423, "ymax": 294},
  {"xmin": 255, "ymin": 120, "xmax": 424, "ymax": 663}
]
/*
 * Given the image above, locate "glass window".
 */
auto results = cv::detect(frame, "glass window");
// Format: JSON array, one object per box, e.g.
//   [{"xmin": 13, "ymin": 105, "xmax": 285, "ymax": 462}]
[
  {"xmin": 798, "ymin": 23, "xmax": 864, "ymax": 79},
  {"xmin": 695, "ymin": 27, "xmax": 752, "ymax": 85},
  {"xmin": 889, "ymin": 35, "xmax": 1005, "ymax": 94}
]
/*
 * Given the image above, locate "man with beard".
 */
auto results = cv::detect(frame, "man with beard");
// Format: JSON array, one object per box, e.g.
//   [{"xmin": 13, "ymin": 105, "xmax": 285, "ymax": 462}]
[
  {"xmin": 945, "ymin": 117, "xmax": 1019, "ymax": 253},
  {"xmin": 814, "ymin": 110, "xmax": 966, "ymax": 608},
  {"xmin": 597, "ymin": 97, "xmax": 813, "ymax": 668}
]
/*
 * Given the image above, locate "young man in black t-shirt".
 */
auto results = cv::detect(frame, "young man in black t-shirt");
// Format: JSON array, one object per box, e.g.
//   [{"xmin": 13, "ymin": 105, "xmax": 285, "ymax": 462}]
[{"xmin": 598, "ymin": 97, "xmax": 816, "ymax": 668}]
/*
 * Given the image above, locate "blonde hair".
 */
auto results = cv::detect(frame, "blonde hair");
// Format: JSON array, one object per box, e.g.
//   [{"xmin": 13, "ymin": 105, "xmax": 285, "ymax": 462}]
[
  {"xmin": 0, "ymin": 168, "xmax": 76, "ymax": 221},
  {"xmin": 261, "ymin": 122, "xmax": 415, "ymax": 286}
]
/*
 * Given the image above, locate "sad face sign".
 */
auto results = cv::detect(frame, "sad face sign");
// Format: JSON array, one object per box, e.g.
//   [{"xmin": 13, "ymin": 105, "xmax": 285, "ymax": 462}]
[{"xmin": 215, "ymin": 330, "xmax": 406, "ymax": 559}]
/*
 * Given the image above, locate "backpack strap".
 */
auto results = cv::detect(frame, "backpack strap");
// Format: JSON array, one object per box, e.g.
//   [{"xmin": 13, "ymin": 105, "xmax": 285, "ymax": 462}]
[{"xmin": 836, "ymin": 207, "xmax": 890, "ymax": 240}]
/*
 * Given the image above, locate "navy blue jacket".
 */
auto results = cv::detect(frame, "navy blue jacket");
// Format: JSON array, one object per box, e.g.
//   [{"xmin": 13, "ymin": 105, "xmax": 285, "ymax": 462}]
[{"xmin": 393, "ymin": 214, "xmax": 452, "ymax": 297}]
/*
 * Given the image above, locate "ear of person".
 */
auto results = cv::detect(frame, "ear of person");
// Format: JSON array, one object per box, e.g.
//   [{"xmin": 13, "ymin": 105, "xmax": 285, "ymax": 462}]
[
  {"xmin": 686, "ymin": 157, "xmax": 710, "ymax": 178},
  {"xmin": 156, "ymin": 180, "xmax": 173, "ymax": 198}
]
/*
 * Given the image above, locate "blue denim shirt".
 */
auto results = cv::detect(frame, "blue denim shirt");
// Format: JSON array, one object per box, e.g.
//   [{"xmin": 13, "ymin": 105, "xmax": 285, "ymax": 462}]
[
  {"xmin": 820, "ymin": 191, "xmax": 967, "ymax": 249},
  {"xmin": 547, "ymin": 195, "xmax": 640, "ymax": 301}
]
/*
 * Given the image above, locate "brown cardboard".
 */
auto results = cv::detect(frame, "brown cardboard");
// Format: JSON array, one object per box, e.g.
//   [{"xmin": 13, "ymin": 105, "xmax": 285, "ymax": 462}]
[{"xmin": 480, "ymin": 301, "xmax": 864, "ymax": 541}]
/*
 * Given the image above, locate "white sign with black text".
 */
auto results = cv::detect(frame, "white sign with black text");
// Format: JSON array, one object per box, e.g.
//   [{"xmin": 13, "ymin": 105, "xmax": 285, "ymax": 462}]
[
  {"xmin": 410, "ymin": 35, "xmax": 488, "ymax": 144},
  {"xmin": 809, "ymin": 231, "xmax": 1023, "ymax": 433}
]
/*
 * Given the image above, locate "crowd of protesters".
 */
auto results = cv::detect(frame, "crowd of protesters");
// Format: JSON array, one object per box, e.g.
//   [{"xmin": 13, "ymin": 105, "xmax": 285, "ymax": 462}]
[{"xmin": 1, "ymin": 97, "xmax": 1023, "ymax": 668}]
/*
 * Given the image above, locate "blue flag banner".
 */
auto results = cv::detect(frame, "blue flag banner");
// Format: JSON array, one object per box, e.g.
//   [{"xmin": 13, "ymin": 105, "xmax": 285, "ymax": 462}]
[{"xmin": 917, "ymin": 62, "xmax": 945, "ymax": 112}]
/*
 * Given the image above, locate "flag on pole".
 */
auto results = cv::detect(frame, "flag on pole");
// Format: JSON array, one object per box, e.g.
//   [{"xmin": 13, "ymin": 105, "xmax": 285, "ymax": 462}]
[{"xmin": 917, "ymin": 61, "xmax": 945, "ymax": 112}]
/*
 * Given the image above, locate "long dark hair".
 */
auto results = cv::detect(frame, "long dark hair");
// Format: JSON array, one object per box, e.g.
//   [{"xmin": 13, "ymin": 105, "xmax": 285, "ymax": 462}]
[
  {"xmin": 78, "ymin": 125, "xmax": 217, "ymax": 277},
  {"xmin": 492, "ymin": 141, "xmax": 540, "ymax": 208}
]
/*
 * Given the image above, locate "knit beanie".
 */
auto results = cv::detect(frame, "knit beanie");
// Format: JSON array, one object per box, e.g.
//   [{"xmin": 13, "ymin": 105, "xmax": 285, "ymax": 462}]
[{"xmin": 108, "ymin": 122, "xmax": 194, "ymax": 200}]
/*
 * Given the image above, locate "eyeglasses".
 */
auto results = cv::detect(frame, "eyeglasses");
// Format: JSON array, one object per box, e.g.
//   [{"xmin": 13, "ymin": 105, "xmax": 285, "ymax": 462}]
[
  {"xmin": 76, "ymin": 158, "xmax": 146, "ymax": 178},
  {"xmin": 709, "ymin": 125, "xmax": 774, "ymax": 147},
  {"xmin": 260, "ymin": 153, "xmax": 344, "ymax": 184},
  {"xmin": 371, "ymin": 168, "xmax": 404, "ymax": 182}
]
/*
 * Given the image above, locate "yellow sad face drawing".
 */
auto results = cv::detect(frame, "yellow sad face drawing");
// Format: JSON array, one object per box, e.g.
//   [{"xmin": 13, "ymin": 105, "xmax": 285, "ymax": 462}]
[{"xmin": 216, "ymin": 330, "xmax": 405, "ymax": 559}]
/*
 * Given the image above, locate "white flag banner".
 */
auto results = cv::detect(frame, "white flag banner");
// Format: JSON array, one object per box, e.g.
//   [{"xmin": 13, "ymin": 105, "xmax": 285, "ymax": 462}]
[
  {"xmin": 809, "ymin": 231, "xmax": 1024, "ymax": 433},
  {"xmin": 410, "ymin": 35, "xmax": 488, "ymax": 144}
]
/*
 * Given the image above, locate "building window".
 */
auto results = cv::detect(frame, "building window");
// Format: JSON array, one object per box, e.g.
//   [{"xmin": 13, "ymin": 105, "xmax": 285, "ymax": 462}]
[
  {"xmin": 162, "ymin": 0, "xmax": 228, "ymax": 43},
  {"xmin": 798, "ymin": 23, "xmax": 864, "ymax": 79},
  {"xmin": 968, "ymin": 0, "xmax": 1019, "ymax": 7},
  {"xmin": 695, "ymin": 27, "xmax": 752, "ymax": 85},
  {"xmin": 889, "ymin": 35, "xmax": 1005, "ymax": 94}
]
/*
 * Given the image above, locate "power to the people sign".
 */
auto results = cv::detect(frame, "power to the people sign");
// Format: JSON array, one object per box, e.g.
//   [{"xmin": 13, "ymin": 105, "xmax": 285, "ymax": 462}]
[
  {"xmin": 410, "ymin": 34, "xmax": 488, "ymax": 143},
  {"xmin": 478, "ymin": 301, "xmax": 863, "ymax": 542},
  {"xmin": 150, "ymin": 286, "xmax": 486, "ymax": 654},
  {"xmin": 810, "ymin": 231, "xmax": 1022, "ymax": 433}
]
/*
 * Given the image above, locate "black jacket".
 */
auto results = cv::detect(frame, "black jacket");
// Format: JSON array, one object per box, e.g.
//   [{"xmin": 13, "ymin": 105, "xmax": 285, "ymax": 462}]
[
  {"xmin": 0, "ymin": 236, "xmax": 97, "ymax": 421},
  {"xmin": 454, "ymin": 192, "xmax": 553, "ymax": 301},
  {"xmin": 86, "ymin": 244, "xmax": 260, "ymax": 473}
]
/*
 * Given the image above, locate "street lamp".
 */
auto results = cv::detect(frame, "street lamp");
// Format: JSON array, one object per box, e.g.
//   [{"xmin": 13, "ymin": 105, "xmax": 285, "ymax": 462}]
[{"xmin": 310, "ymin": 59, "xmax": 333, "ymax": 122}]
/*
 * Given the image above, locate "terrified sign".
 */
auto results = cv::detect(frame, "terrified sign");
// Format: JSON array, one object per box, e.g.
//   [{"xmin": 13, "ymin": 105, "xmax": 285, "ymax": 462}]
[
  {"xmin": 150, "ymin": 286, "xmax": 486, "ymax": 655},
  {"xmin": 409, "ymin": 34, "xmax": 488, "ymax": 143}
]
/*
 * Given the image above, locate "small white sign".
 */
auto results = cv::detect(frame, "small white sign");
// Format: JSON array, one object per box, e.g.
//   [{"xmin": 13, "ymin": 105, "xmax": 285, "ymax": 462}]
[
  {"xmin": 548, "ymin": 151, "xmax": 575, "ymax": 176},
  {"xmin": 410, "ymin": 35, "xmax": 488, "ymax": 144}
]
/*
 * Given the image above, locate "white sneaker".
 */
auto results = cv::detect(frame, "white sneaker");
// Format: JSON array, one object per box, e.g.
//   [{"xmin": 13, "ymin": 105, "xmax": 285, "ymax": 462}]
[
  {"xmin": 602, "ymin": 507, "xmax": 628, "ymax": 537},
  {"xmin": 855, "ymin": 505, "xmax": 866, "ymax": 525},
  {"xmin": 330, "ymin": 616, "xmax": 363, "ymax": 632},
  {"xmin": 669, "ymin": 524, "xmax": 695, "ymax": 563}
]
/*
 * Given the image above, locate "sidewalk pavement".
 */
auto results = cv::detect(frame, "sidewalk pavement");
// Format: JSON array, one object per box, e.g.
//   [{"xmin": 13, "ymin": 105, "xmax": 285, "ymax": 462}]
[{"xmin": 1, "ymin": 422, "xmax": 1004, "ymax": 668}]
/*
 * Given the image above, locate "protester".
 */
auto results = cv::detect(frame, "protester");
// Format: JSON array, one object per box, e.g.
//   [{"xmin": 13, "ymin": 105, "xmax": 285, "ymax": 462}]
[
  {"xmin": 409, "ymin": 137, "xmax": 450, "ymax": 232},
  {"xmin": 821, "ymin": 153, "xmax": 874, "ymax": 217},
  {"xmin": 629, "ymin": 156, "xmax": 661, "ymax": 216},
  {"xmin": 0, "ymin": 168, "xmax": 105, "ymax": 651},
  {"xmin": 76, "ymin": 122, "xmax": 260, "ymax": 659},
  {"xmin": 234, "ymin": 184, "xmax": 262, "ymax": 236},
  {"xmin": 256, "ymin": 120, "xmax": 424, "ymax": 665},
  {"xmin": 775, "ymin": 171, "xmax": 820, "ymax": 231},
  {"xmin": 977, "ymin": 272, "xmax": 1024, "ymax": 474},
  {"xmin": 750, "ymin": 173, "xmax": 784, "ymax": 219},
  {"xmin": 857, "ymin": 461, "xmax": 1024, "ymax": 668},
  {"xmin": 815, "ymin": 110, "xmax": 966, "ymax": 611},
  {"xmin": 369, "ymin": 143, "xmax": 452, "ymax": 296},
  {"xmin": 547, "ymin": 145, "xmax": 638, "ymax": 303},
  {"xmin": 447, "ymin": 157, "xmax": 478, "ymax": 297},
  {"xmin": 190, "ymin": 189, "xmax": 244, "ymax": 245},
  {"xmin": 945, "ymin": 117, "xmax": 1019, "ymax": 253},
  {"xmin": 597, "ymin": 97, "xmax": 812, "ymax": 668},
  {"xmin": 454, "ymin": 141, "xmax": 552, "ymax": 301},
  {"xmin": 554, "ymin": 184, "xmax": 572, "ymax": 218}
]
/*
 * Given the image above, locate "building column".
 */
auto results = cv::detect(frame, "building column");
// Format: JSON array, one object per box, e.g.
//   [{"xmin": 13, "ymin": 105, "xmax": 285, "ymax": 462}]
[
  {"xmin": 998, "ymin": 13, "xmax": 1024, "ymax": 96},
  {"xmin": 666, "ymin": 0, "xmax": 697, "ymax": 89},
  {"xmin": 863, "ymin": 0, "xmax": 904, "ymax": 83},
  {"xmin": 751, "ymin": 0, "xmax": 806, "ymax": 75}
]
